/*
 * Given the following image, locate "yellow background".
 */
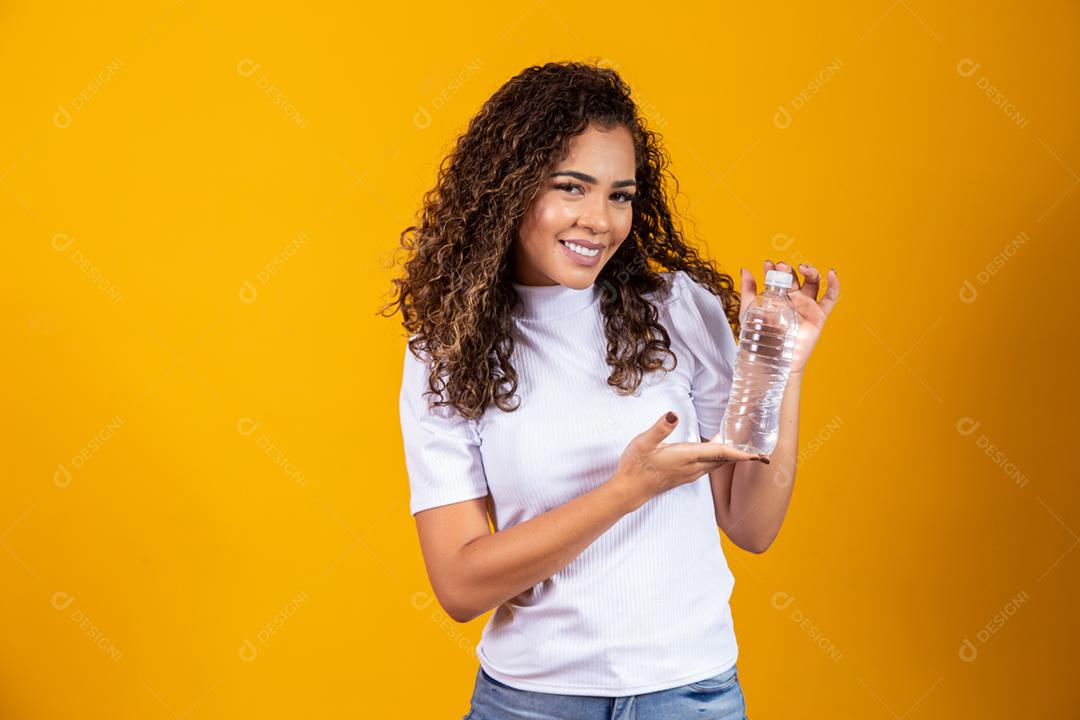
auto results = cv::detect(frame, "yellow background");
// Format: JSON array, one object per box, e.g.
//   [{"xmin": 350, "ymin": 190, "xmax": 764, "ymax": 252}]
[{"xmin": 3, "ymin": 1, "xmax": 1077, "ymax": 717}]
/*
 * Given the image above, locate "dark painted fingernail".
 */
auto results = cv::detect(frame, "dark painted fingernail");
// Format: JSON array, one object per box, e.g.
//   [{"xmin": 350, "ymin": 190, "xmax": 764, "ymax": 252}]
[
  {"xmin": 756, "ymin": 456, "xmax": 770, "ymax": 464},
  {"xmin": 666, "ymin": 411, "xmax": 677, "ymax": 424}
]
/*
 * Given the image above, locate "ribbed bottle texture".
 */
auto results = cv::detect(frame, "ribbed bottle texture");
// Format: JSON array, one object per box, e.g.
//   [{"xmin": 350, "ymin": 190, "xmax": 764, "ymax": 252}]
[{"xmin": 719, "ymin": 270, "xmax": 799, "ymax": 454}]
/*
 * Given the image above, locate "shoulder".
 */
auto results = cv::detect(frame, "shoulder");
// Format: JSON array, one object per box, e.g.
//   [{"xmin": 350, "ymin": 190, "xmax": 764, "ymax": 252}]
[
  {"xmin": 400, "ymin": 337, "xmax": 430, "ymax": 388},
  {"xmin": 652, "ymin": 270, "xmax": 736, "ymax": 361},
  {"xmin": 399, "ymin": 339, "xmax": 486, "ymax": 437},
  {"xmin": 399, "ymin": 340, "xmax": 432, "ymax": 409},
  {"xmin": 652, "ymin": 270, "xmax": 721, "ymax": 314}
]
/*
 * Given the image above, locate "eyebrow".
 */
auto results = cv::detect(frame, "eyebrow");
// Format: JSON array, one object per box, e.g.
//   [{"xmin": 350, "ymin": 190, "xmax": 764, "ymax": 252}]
[{"xmin": 550, "ymin": 170, "xmax": 637, "ymax": 189}]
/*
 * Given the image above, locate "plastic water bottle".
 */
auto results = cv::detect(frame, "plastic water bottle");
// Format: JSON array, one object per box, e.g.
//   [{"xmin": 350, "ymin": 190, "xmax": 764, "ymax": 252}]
[{"xmin": 718, "ymin": 269, "xmax": 799, "ymax": 455}]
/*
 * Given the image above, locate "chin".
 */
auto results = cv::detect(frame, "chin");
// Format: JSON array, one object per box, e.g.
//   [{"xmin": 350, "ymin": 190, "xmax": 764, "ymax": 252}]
[
  {"xmin": 545, "ymin": 250, "xmax": 607, "ymax": 289},
  {"xmin": 552, "ymin": 268, "xmax": 601, "ymax": 290}
]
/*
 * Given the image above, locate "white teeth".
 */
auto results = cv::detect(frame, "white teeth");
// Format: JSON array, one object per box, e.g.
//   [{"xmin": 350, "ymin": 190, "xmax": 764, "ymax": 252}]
[{"xmin": 564, "ymin": 241, "xmax": 600, "ymax": 258}]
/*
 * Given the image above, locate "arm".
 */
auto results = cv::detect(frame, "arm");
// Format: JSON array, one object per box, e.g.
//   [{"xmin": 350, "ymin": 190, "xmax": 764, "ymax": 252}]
[
  {"xmin": 705, "ymin": 370, "xmax": 803, "ymax": 553},
  {"xmin": 415, "ymin": 412, "xmax": 739, "ymax": 624},
  {"xmin": 704, "ymin": 259, "xmax": 839, "ymax": 553},
  {"xmin": 415, "ymin": 477, "xmax": 639, "ymax": 624}
]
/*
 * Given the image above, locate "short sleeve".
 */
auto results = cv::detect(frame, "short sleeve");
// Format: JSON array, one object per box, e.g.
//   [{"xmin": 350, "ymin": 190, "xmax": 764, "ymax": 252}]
[
  {"xmin": 668, "ymin": 271, "xmax": 738, "ymax": 440},
  {"xmin": 399, "ymin": 343, "xmax": 490, "ymax": 516}
]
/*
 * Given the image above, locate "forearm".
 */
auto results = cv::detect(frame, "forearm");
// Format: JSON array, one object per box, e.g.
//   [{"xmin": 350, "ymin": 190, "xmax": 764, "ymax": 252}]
[
  {"xmin": 451, "ymin": 479, "xmax": 635, "ymax": 622},
  {"xmin": 727, "ymin": 371, "xmax": 803, "ymax": 552}
]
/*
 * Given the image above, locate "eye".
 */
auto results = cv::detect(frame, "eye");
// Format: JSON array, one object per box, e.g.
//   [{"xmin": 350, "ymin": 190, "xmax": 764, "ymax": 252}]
[{"xmin": 553, "ymin": 183, "xmax": 635, "ymax": 203}]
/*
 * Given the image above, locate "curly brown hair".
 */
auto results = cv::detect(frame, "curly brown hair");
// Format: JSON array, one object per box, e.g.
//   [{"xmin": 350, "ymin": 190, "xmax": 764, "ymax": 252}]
[{"xmin": 378, "ymin": 60, "xmax": 740, "ymax": 420}]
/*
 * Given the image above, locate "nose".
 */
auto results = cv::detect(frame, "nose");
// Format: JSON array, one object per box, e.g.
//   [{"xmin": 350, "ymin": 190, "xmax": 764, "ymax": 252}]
[{"xmin": 576, "ymin": 193, "xmax": 611, "ymax": 234}]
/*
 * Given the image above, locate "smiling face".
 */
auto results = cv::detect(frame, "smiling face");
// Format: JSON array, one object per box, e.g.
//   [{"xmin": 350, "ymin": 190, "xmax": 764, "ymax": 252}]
[{"xmin": 510, "ymin": 123, "xmax": 637, "ymax": 288}]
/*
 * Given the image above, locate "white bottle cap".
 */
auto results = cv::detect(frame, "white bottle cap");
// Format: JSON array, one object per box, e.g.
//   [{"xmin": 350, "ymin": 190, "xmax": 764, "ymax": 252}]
[{"xmin": 765, "ymin": 269, "xmax": 794, "ymax": 288}]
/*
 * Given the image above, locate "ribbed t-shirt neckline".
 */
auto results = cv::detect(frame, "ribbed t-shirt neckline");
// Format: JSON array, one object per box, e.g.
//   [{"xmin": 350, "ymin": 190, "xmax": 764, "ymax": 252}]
[{"xmin": 510, "ymin": 280, "xmax": 602, "ymax": 321}]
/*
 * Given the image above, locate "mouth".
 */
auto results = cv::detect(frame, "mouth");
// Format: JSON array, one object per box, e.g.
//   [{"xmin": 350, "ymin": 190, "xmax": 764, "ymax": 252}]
[
  {"xmin": 558, "ymin": 238, "xmax": 604, "ymax": 267},
  {"xmin": 559, "ymin": 239, "xmax": 605, "ymax": 258}
]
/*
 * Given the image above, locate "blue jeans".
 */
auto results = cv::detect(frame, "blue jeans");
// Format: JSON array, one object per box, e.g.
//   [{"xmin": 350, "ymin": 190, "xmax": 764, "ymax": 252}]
[{"xmin": 463, "ymin": 664, "xmax": 748, "ymax": 719}]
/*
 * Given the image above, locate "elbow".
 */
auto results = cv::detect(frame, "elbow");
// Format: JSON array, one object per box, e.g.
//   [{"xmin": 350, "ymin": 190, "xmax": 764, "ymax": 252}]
[
  {"xmin": 745, "ymin": 540, "xmax": 771, "ymax": 554},
  {"xmin": 447, "ymin": 599, "xmax": 482, "ymax": 624},
  {"xmin": 428, "ymin": 553, "xmax": 490, "ymax": 623},
  {"xmin": 722, "ymin": 525, "xmax": 776, "ymax": 554},
  {"xmin": 743, "ymin": 533, "xmax": 777, "ymax": 554},
  {"xmin": 436, "ymin": 595, "xmax": 472, "ymax": 624},
  {"xmin": 446, "ymin": 607, "xmax": 474, "ymax": 624},
  {"xmin": 730, "ymin": 530, "xmax": 775, "ymax": 554},
  {"xmin": 430, "ymin": 586, "xmax": 479, "ymax": 624}
]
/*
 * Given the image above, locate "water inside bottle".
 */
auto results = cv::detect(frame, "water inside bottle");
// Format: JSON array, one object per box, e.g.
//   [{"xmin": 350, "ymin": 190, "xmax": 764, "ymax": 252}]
[{"xmin": 719, "ymin": 272, "xmax": 798, "ymax": 455}]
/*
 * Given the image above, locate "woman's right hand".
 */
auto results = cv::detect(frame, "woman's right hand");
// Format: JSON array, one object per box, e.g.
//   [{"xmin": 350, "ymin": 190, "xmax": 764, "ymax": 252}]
[{"xmin": 610, "ymin": 411, "xmax": 767, "ymax": 513}]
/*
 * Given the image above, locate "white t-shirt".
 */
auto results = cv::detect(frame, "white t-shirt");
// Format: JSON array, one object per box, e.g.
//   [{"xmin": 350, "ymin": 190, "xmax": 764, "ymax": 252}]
[{"xmin": 398, "ymin": 270, "xmax": 740, "ymax": 697}]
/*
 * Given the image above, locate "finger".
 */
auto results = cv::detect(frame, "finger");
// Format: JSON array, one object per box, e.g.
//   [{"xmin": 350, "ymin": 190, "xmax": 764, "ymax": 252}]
[
  {"xmin": 773, "ymin": 260, "xmax": 800, "ymax": 292},
  {"xmin": 796, "ymin": 262, "xmax": 821, "ymax": 300},
  {"xmin": 819, "ymin": 267, "xmax": 840, "ymax": 316},
  {"xmin": 688, "ymin": 455, "xmax": 769, "ymax": 479},
  {"xmin": 694, "ymin": 455, "xmax": 738, "ymax": 464},
  {"xmin": 676, "ymin": 442, "xmax": 765, "ymax": 464},
  {"xmin": 739, "ymin": 267, "xmax": 757, "ymax": 324},
  {"xmin": 636, "ymin": 411, "xmax": 680, "ymax": 448},
  {"xmin": 694, "ymin": 455, "xmax": 768, "ymax": 465}
]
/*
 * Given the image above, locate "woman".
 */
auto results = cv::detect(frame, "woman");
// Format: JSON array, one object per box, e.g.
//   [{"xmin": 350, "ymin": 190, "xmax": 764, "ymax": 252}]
[{"xmin": 382, "ymin": 61, "xmax": 840, "ymax": 720}]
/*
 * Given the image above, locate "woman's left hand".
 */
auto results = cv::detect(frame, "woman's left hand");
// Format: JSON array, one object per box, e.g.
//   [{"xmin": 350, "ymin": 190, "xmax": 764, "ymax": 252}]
[{"xmin": 738, "ymin": 260, "xmax": 841, "ymax": 376}]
